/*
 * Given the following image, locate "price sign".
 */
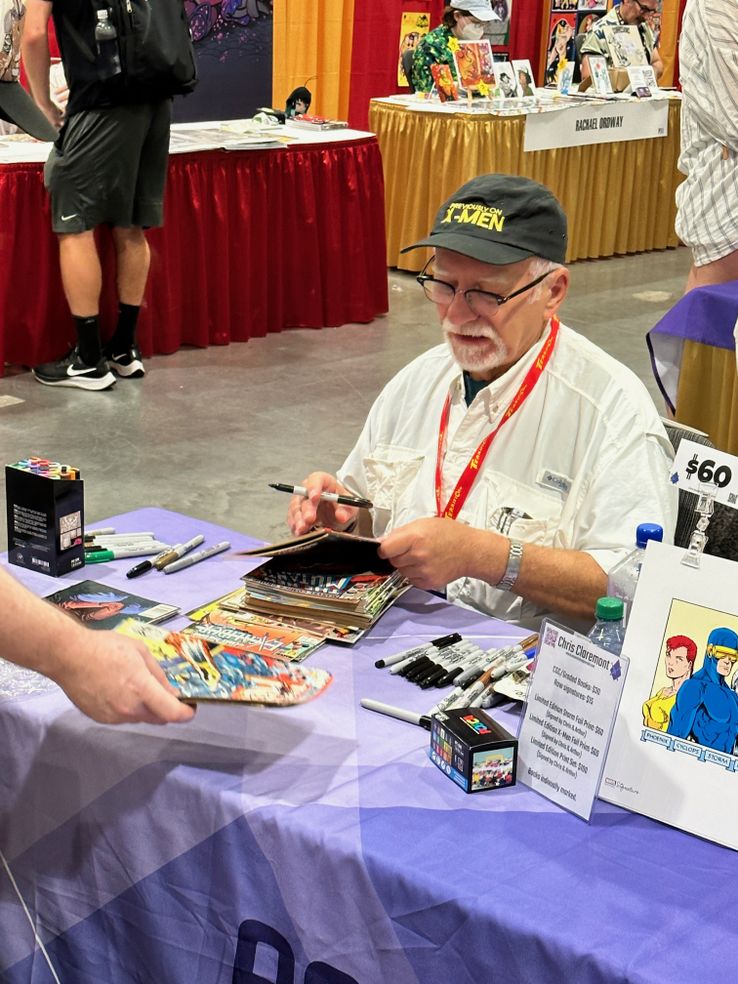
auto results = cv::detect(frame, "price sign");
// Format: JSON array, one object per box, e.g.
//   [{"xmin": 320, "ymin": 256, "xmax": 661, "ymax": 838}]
[
  {"xmin": 670, "ymin": 440, "xmax": 738, "ymax": 510},
  {"xmin": 517, "ymin": 620, "xmax": 629, "ymax": 821}
]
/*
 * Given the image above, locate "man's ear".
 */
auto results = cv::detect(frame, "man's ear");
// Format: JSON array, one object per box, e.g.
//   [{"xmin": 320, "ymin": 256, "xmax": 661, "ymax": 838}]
[{"xmin": 543, "ymin": 267, "xmax": 569, "ymax": 319}]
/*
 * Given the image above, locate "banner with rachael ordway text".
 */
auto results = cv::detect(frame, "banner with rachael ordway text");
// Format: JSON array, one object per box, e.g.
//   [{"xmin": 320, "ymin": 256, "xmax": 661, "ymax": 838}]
[{"xmin": 524, "ymin": 99, "xmax": 669, "ymax": 152}]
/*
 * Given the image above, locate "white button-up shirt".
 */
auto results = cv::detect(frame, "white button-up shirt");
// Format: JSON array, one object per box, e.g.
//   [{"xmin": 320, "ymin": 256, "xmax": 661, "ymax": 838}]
[{"xmin": 338, "ymin": 321, "xmax": 677, "ymax": 627}]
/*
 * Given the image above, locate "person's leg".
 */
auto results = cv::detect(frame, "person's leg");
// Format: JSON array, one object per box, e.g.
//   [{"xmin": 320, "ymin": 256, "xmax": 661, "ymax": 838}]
[
  {"xmin": 105, "ymin": 100, "xmax": 170, "ymax": 378},
  {"xmin": 104, "ymin": 227, "xmax": 149, "ymax": 377},
  {"xmin": 58, "ymin": 230, "xmax": 102, "ymax": 317},
  {"xmin": 34, "ymin": 113, "xmax": 116, "ymax": 389},
  {"xmin": 112, "ymin": 226, "xmax": 151, "ymax": 306}
]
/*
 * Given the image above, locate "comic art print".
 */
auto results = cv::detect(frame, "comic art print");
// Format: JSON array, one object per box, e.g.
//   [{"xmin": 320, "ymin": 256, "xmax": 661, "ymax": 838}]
[
  {"xmin": 602, "ymin": 542, "xmax": 738, "ymax": 851},
  {"xmin": 452, "ymin": 40, "xmax": 495, "ymax": 92}
]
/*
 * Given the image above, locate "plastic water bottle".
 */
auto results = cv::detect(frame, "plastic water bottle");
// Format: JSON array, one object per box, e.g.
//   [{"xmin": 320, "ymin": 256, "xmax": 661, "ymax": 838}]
[
  {"xmin": 587, "ymin": 597, "xmax": 626, "ymax": 656},
  {"xmin": 607, "ymin": 523, "xmax": 663, "ymax": 626},
  {"xmin": 95, "ymin": 9, "xmax": 122, "ymax": 81}
]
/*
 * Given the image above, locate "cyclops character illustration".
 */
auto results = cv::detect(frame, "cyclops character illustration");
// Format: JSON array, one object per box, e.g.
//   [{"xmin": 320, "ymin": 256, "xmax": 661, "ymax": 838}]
[
  {"xmin": 642, "ymin": 634, "xmax": 697, "ymax": 730},
  {"xmin": 666, "ymin": 627, "xmax": 738, "ymax": 753}
]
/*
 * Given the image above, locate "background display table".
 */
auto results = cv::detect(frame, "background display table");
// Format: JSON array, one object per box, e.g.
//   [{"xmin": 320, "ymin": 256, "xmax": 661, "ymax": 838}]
[
  {"xmin": 648, "ymin": 281, "xmax": 738, "ymax": 454},
  {"xmin": 370, "ymin": 97, "xmax": 683, "ymax": 271},
  {"xmin": 0, "ymin": 125, "xmax": 388, "ymax": 373},
  {"xmin": 2, "ymin": 507, "xmax": 737, "ymax": 984}
]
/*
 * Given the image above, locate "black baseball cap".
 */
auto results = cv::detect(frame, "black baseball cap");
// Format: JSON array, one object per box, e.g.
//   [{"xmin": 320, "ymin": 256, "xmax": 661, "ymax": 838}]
[{"xmin": 401, "ymin": 174, "xmax": 568, "ymax": 265}]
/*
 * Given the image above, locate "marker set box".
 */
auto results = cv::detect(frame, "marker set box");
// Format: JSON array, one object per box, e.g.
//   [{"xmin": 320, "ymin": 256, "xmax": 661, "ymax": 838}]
[
  {"xmin": 430, "ymin": 708, "xmax": 518, "ymax": 794},
  {"xmin": 6, "ymin": 459, "xmax": 84, "ymax": 577}
]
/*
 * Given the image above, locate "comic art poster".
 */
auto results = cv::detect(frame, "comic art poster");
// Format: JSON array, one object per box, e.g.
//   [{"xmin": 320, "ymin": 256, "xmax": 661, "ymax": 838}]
[
  {"xmin": 602, "ymin": 542, "xmax": 738, "ymax": 851},
  {"xmin": 175, "ymin": 0, "xmax": 273, "ymax": 123},
  {"xmin": 544, "ymin": 12, "xmax": 577, "ymax": 86},
  {"xmin": 483, "ymin": 0, "xmax": 513, "ymax": 47},
  {"xmin": 398, "ymin": 11, "xmax": 430, "ymax": 86},
  {"xmin": 453, "ymin": 40, "xmax": 495, "ymax": 92}
]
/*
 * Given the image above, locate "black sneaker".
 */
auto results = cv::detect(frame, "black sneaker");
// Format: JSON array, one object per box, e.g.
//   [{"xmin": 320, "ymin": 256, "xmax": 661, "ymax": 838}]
[
  {"xmin": 33, "ymin": 348, "xmax": 116, "ymax": 391},
  {"xmin": 104, "ymin": 345, "xmax": 145, "ymax": 378}
]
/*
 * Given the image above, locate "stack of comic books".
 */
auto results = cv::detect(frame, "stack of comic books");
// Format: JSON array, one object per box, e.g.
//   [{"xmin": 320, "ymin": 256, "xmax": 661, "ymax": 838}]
[
  {"xmin": 236, "ymin": 529, "xmax": 412, "ymax": 639},
  {"xmin": 115, "ymin": 619, "xmax": 332, "ymax": 706}
]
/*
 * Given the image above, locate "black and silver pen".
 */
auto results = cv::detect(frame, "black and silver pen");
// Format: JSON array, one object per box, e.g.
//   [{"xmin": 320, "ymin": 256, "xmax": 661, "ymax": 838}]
[{"xmin": 268, "ymin": 482, "xmax": 373, "ymax": 510}]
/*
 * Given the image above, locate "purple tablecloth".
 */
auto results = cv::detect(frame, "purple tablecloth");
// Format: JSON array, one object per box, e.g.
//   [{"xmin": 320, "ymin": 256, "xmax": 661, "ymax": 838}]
[
  {"xmin": 647, "ymin": 280, "xmax": 738, "ymax": 412},
  {"xmin": 1, "ymin": 508, "xmax": 736, "ymax": 984}
]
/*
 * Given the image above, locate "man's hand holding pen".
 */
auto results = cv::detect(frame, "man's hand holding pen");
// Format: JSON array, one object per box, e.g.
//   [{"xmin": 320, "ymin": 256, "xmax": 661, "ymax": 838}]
[{"xmin": 285, "ymin": 472, "xmax": 362, "ymax": 536}]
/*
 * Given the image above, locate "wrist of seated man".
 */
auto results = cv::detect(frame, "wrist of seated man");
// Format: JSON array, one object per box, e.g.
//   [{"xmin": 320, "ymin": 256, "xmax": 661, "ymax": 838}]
[{"xmin": 494, "ymin": 537, "xmax": 524, "ymax": 592}]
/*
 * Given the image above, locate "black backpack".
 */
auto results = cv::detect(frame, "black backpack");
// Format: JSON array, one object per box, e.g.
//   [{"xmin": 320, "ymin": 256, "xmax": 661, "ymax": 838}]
[
  {"xmin": 64, "ymin": 0, "xmax": 198, "ymax": 97},
  {"xmin": 109, "ymin": 0, "xmax": 198, "ymax": 96}
]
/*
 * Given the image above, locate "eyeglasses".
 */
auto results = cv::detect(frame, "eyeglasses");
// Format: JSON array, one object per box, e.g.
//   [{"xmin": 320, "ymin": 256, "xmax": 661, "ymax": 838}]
[
  {"xmin": 633, "ymin": 0, "xmax": 658, "ymax": 15},
  {"xmin": 416, "ymin": 262, "xmax": 554, "ymax": 316}
]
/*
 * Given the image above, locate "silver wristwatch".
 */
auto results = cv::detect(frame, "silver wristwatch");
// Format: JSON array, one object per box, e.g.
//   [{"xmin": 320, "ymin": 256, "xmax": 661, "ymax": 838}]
[{"xmin": 496, "ymin": 539, "xmax": 524, "ymax": 592}]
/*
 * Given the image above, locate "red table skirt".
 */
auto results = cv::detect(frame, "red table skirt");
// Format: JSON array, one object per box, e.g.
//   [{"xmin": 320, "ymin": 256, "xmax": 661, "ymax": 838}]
[{"xmin": 0, "ymin": 137, "xmax": 389, "ymax": 370}]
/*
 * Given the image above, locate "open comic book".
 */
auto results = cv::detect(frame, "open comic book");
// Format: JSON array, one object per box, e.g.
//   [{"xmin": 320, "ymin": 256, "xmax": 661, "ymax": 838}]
[{"xmin": 115, "ymin": 619, "xmax": 332, "ymax": 705}]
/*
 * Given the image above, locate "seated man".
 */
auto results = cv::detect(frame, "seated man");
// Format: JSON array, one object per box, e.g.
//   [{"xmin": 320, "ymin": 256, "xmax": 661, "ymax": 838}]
[
  {"xmin": 580, "ymin": 0, "xmax": 664, "ymax": 82},
  {"xmin": 288, "ymin": 174, "xmax": 677, "ymax": 629}
]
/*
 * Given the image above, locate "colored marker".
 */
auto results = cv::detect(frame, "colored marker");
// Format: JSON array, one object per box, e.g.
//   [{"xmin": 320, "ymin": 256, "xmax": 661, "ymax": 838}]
[
  {"xmin": 126, "ymin": 545, "xmax": 183, "ymax": 580},
  {"xmin": 153, "ymin": 534, "xmax": 206, "ymax": 571},
  {"xmin": 360, "ymin": 699, "xmax": 432, "ymax": 731},
  {"xmin": 269, "ymin": 482, "xmax": 373, "ymax": 510},
  {"xmin": 85, "ymin": 542, "xmax": 171, "ymax": 561},
  {"xmin": 162, "ymin": 541, "xmax": 231, "ymax": 573}
]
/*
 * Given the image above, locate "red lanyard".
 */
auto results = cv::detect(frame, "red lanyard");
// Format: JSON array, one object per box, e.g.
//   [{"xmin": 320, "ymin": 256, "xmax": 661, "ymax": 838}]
[{"xmin": 435, "ymin": 317, "xmax": 560, "ymax": 519}]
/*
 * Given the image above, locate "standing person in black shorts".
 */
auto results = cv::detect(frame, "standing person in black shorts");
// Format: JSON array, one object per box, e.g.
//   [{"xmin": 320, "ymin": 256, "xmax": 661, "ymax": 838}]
[{"xmin": 22, "ymin": 0, "xmax": 171, "ymax": 390}]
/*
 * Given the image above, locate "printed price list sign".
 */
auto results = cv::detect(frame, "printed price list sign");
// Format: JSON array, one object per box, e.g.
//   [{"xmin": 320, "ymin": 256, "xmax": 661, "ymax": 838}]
[
  {"xmin": 671, "ymin": 439, "xmax": 738, "ymax": 509},
  {"xmin": 517, "ymin": 621, "xmax": 629, "ymax": 820}
]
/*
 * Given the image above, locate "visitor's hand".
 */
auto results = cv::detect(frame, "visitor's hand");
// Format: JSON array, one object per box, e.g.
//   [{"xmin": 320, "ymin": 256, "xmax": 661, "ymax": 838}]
[{"xmin": 53, "ymin": 630, "xmax": 196, "ymax": 725}]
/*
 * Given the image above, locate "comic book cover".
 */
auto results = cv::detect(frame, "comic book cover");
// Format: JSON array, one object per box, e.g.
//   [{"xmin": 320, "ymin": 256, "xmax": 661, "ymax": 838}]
[
  {"xmin": 511, "ymin": 59, "xmax": 536, "ymax": 96},
  {"xmin": 45, "ymin": 579, "xmax": 179, "ymax": 630},
  {"xmin": 603, "ymin": 23, "xmax": 647, "ymax": 67},
  {"xmin": 115, "ymin": 619, "xmax": 332, "ymax": 705},
  {"xmin": 588, "ymin": 54, "xmax": 613, "ymax": 94},
  {"xmin": 398, "ymin": 11, "xmax": 430, "ymax": 86},
  {"xmin": 181, "ymin": 611, "xmax": 325, "ymax": 663},
  {"xmin": 602, "ymin": 542, "xmax": 738, "ymax": 851},
  {"xmin": 430, "ymin": 63, "xmax": 459, "ymax": 102},
  {"xmin": 452, "ymin": 40, "xmax": 495, "ymax": 92},
  {"xmin": 493, "ymin": 61, "xmax": 521, "ymax": 98}
]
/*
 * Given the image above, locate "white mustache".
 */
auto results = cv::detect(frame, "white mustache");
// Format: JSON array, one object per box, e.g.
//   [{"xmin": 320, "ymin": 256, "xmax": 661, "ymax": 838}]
[{"xmin": 442, "ymin": 319, "xmax": 498, "ymax": 340}]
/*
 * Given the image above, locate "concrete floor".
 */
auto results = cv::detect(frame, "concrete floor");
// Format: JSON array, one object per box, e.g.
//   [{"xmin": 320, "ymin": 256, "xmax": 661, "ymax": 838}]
[{"xmin": 0, "ymin": 246, "xmax": 692, "ymax": 549}]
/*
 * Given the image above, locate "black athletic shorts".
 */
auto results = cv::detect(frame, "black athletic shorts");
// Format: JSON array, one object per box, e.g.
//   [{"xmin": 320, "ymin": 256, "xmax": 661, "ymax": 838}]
[{"xmin": 44, "ymin": 100, "xmax": 171, "ymax": 235}]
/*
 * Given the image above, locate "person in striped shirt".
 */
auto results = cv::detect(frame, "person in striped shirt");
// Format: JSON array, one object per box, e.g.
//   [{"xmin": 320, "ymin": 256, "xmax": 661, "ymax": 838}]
[{"xmin": 674, "ymin": 0, "xmax": 738, "ymax": 290}]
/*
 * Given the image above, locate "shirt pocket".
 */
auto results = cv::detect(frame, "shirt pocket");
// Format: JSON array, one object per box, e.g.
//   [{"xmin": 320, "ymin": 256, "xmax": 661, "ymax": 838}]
[
  {"xmin": 482, "ymin": 473, "xmax": 564, "ymax": 548},
  {"xmin": 363, "ymin": 444, "xmax": 426, "ymax": 531}
]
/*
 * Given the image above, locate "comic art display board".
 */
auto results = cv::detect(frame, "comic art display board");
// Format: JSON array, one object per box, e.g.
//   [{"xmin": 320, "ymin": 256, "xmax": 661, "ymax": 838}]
[{"xmin": 602, "ymin": 541, "xmax": 738, "ymax": 852}]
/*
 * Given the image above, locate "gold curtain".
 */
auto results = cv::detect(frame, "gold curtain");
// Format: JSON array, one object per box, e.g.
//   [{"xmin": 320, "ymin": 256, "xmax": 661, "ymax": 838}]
[
  {"xmin": 370, "ymin": 100, "xmax": 683, "ymax": 270},
  {"xmin": 658, "ymin": 0, "xmax": 681, "ymax": 88},
  {"xmin": 273, "ymin": 0, "xmax": 355, "ymax": 119}
]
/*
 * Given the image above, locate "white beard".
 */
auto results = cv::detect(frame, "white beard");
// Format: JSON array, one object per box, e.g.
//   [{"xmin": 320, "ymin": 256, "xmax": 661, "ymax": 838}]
[{"xmin": 442, "ymin": 319, "xmax": 510, "ymax": 375}]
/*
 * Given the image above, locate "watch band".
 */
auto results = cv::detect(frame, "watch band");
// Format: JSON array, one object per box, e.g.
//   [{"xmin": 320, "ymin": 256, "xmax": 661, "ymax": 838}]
[{"xmin": 496, "ymin": 539, "xmax": 524, "ymax": 592}]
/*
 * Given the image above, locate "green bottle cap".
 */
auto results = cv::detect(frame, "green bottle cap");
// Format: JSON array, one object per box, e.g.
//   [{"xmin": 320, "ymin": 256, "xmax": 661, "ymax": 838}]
[{"xmin": 595, "ymin": 597, "xmax": 624, "ymax": 621}]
